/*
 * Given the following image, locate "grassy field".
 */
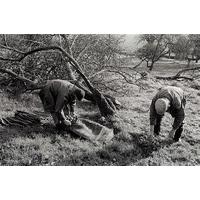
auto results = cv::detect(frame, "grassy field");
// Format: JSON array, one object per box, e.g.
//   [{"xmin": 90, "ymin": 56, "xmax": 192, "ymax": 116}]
[{"xmin": 0, "ymin": 61, "xmax": 200, "ymax": 166}]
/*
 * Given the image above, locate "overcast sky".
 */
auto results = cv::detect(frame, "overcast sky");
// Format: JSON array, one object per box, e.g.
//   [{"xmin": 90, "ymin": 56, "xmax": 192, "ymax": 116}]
[{"xmin": 123, "ymin": 34, "xmax": 140, "ymax": 51}]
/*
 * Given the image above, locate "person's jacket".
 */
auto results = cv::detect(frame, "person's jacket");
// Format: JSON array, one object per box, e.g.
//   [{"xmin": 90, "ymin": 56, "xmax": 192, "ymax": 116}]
[
  {"xmin": 39, "ymin": 79, "xmax": 77, "ymax": 113},
  {"xmin": 150, "ymin": 86, "xmax": 186, "ymax": 130}
]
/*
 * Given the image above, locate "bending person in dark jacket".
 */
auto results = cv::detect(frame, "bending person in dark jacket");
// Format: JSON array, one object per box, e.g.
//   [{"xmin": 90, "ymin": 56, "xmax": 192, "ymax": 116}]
[
  {"xmin": 150, "ymin": 86, "xmax": 186, "ymax": 142},
  {"xmin": 39, "ymin": 79, "xmax": 85, "ymax": 129}
]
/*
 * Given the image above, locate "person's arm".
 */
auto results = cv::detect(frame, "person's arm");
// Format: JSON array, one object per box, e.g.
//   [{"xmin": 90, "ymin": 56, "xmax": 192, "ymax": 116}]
[
  {"xmin": 38, "ymin": 89, "xmax": 45, "ymax": 104},
  {"xmin": 172, "ymin": 108, "xmax": 185, "ymax": 131},
  {"xmin": 149, "ymin": 98, "xmax": 157, "ymax": 130},
  {"xmin": 69, "ymin": 96, "xmax": 76, "ymax": 115}
]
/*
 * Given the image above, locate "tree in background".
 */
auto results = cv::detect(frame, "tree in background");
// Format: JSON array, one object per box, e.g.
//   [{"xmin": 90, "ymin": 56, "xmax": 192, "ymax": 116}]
[
  {"xmin": 166, "ymin": 34, "xmax": 200, "ymax": 64},
  {"xmin": 136, "ymin": 34, "xmax": 173, "ymax": 70},
  {"xmin": 188, "ymin": 34, "xmax": 200, "ymax": 63},
  {"xmin": 170, "ymin": 35, "xmax": 192, "ymax": 62}
]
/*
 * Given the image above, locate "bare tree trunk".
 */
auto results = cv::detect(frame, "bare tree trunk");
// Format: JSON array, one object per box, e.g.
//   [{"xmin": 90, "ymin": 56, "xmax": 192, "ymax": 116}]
[
  {"xmin": 65, "ymin": 62, "xmax": 76, "ymax": 80},
  {"xmin": 147, "ymin": 61, "xmax": 154, "ymax": 71},
  {"xmin": 149, "ymin": 62, "xmax": 154, "ymax": 71},
  {"xmin": 0, "ymin": 46, "xmax": 117, "ymax": 117},
  {"xmin": 92, "ymin": 89, "xmax": 116, "ymax": 117},
  {"xmin": 187, "ymin": 59, "xmax": 191, "ymax": 67}
]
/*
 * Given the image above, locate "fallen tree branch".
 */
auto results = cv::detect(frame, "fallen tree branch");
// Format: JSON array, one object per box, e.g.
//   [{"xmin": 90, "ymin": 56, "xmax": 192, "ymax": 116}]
[
  {"xmin": 0, "ymin": 44, "xmax": 25, "ymax": 54},
  {"xmin": 88, "ymin": 60, "xmax": 144, "ymax": 80},
  {"xmin": 0, "ymin": 45, "xmax": 117, "ymax": 117},
  {"xmin": 155, "ymin": 75, "xmax": 194, "ymax": 81},
  {"xmin": 20, "ymin": 39, "xmax": 46, "ymax": 46},
  {"xmin": 0, "ymin": 67, "xmax": 36, "ymax": 85},
  {"xmin": 155, "ymin": 67, "xmax": 200, "ymax": 81},
  {"xmin": 132, "ymin": 59, "xmax": 145, "ymax": 69}
]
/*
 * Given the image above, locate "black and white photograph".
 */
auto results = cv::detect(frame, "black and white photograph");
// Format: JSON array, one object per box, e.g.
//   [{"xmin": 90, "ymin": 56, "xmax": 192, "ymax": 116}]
[
  {"xmin": 0, "ymin": 34, "xmax": 199, "ymax": 166},
  {"xmin": 1, "ymin": 0, "xmax": 200, "ymax": 200}
]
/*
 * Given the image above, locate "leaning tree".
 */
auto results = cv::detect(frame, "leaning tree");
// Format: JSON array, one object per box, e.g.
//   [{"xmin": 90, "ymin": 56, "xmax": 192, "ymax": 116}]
[{"xmin": 0, "ymin": 34, "xmax": 130, "ymax": 119}]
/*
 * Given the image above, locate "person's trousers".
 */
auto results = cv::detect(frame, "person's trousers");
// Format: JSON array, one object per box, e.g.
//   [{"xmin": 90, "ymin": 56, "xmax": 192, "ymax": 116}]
[
  {"xmin": 154, "ymin": 116, "xmax": 184, "ymax": 141},
  {"xmin": 51, "ymin": 111, "xmax": 68, "ymax": 131},
  {"xmin": 173, "ymin": 123, "xmax": 184, "ymax": 142}
]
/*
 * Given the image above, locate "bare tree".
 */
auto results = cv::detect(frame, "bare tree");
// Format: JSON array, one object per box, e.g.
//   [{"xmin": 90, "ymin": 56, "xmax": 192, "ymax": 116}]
[
  {"xmin": 0, "ymin": 34, "xmax": 131, "ymax": 119},
  {"xmin": 188, "ymin": 34, "xmax": 200, "ymax": 63},
  {"xmin": 136, "ymin": 34, "xmax": 173, "ymax": 70}
]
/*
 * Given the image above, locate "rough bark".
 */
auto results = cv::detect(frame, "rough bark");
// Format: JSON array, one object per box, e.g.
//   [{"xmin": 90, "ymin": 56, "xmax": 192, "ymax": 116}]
[{"xmin": 92, "ymin": 89, "xmax": 116, "ymax": 117}]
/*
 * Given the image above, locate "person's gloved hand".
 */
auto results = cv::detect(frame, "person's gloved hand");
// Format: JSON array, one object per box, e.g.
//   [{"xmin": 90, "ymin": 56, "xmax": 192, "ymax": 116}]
[
  {"xmin": 62, "ymin": 119, "xmax": 72, "ymax": 127},
  {"xmin": 71, "ymin": 112, "xmax": 77, "ymax": 117},
  {"xmin": 70, "ymin": 113, "xmax": 78, "ymax": 123}
]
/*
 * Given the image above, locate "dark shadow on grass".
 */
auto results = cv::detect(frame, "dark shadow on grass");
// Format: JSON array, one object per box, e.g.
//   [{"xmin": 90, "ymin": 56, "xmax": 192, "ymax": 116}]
[
  {"xmin": 0, "ymin": 123, "xmax": 89, "ymax": 166},
  {"xmin": 128, "ymin": 133, "xmax": 173, "ymax": 160},
  {"xmin": 54, "ymin": 132, "xmax": 175, "ymax": 166},
  {"xmin": 0, "ymin": 124, "xmax": 175, "ymax": 166}
]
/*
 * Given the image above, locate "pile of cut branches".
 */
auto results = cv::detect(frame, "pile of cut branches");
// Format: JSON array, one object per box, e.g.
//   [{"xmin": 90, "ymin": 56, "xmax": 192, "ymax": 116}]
[{"xmin": 0, "ymin": 111, "xmax": 41, "ymax": 127}]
